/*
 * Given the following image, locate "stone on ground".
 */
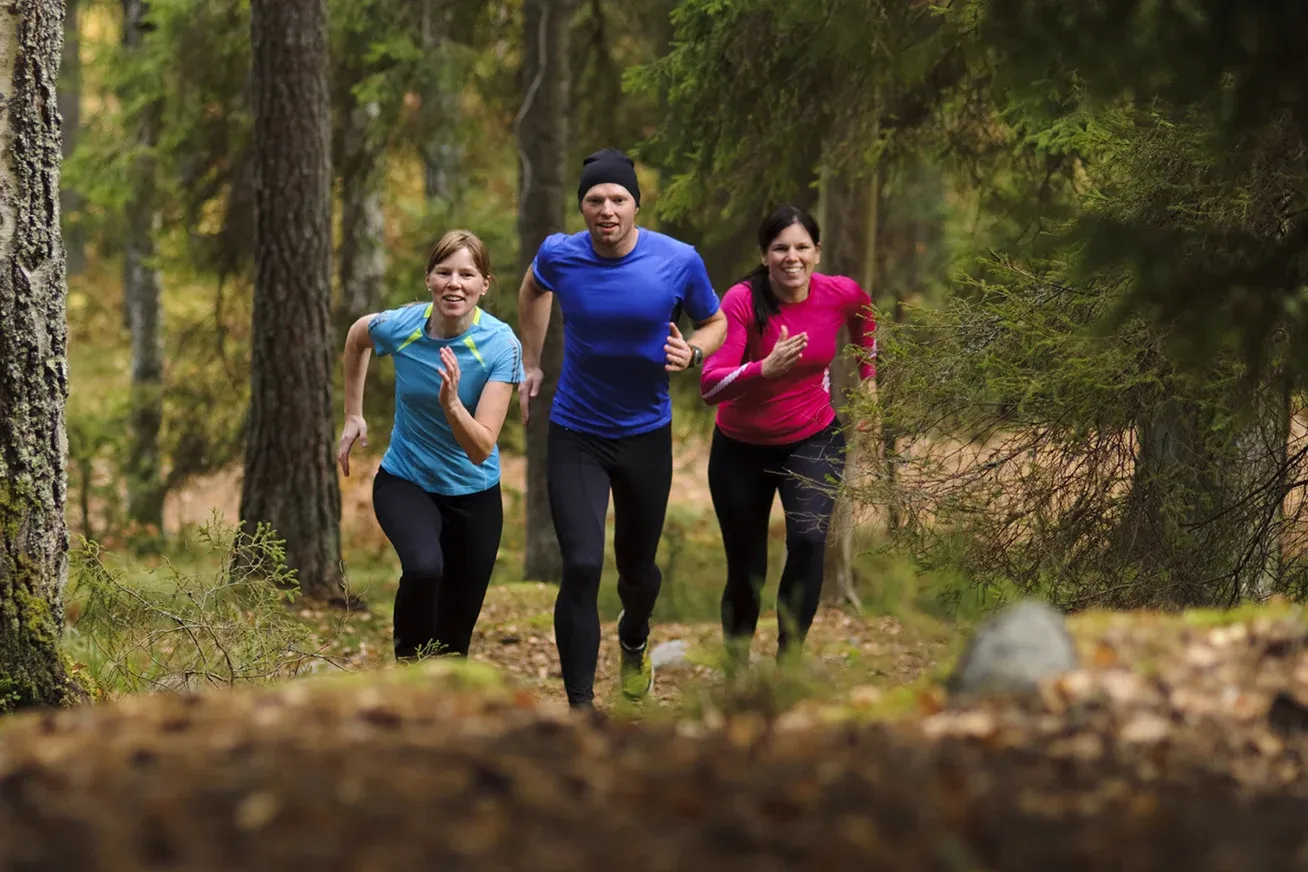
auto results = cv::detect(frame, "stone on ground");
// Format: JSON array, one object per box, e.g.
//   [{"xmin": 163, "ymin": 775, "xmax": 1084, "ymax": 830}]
[
  {"xmin": 651, "ymin": 639, "xmax": 691, "ymax": 670},
  {"xmin": 947, "ymin": 599, "xmax": 1078, "ymax": 697}
]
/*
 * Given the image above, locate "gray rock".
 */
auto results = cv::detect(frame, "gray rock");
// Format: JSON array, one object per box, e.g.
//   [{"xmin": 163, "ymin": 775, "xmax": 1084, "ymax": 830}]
[{"xmin": 946, "ymin": 599, "xmax": 1078, "ymax": 698}]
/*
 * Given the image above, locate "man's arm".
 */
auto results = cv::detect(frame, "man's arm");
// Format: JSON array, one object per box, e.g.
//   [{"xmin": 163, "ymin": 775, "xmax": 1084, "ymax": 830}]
[
  {"xmin": 688, "ymin": 309, "xmax": 727, "ymax": 358},
  {"xmin": 517, "ymin": 267, "xmax": 554, "ymax": 424},
  {"xmin": 678, "ymin": 249, "xmax": 727, "ymax": 365},
  {"xmin": 665, "ymin": 308, "xmax": 728, "ymax": 372}
]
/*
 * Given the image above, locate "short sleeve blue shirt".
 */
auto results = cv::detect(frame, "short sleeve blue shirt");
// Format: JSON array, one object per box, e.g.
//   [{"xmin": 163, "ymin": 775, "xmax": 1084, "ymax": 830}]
[
  {"xmin": 369, "ymin": 303, "xmax": 524, "ymax": 496},
  {"xmin": 531, "ymin": 228, "xmax": 720, "ymax": 438}
]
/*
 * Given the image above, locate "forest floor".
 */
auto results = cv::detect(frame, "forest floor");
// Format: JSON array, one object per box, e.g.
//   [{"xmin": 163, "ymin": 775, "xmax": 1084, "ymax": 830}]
[{"xmin": 9, "ymin": 582, "xmax": 1308, "ymax": 869}]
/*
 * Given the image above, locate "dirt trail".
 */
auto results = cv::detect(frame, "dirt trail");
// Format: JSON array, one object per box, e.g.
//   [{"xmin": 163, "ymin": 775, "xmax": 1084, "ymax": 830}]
[{"xmin": 461, "ymin": 584, "xmax": 947, "ymax": 711}]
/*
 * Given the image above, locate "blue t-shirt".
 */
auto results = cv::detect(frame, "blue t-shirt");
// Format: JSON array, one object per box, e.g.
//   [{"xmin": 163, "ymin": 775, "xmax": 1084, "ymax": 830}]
[
  {"xmin": 531, "ymin": 228, "xmax": 721, "ymax": 438},
  {"xmin": 368, "ymin": 303, "xmax": 524, "ymax": 496}
]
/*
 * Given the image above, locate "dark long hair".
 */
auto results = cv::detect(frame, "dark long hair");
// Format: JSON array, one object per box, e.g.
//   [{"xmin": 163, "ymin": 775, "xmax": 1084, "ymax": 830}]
[{"xmin": 744, "ymin": 204, "xmax": 822, "ymax": 334}]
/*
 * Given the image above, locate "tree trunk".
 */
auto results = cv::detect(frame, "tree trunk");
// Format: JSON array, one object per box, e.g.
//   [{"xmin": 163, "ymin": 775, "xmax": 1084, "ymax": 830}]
[
  {"xmin": 1123, "ymin": 372, "xmax": 1291, "ymax": 609},
  {"xmin": 879, "ymin": 291, "xmax": 905, "ymax": 532},
  {"xmin": 517, "ymin": 0, "xmax": 572, "ymax": 583},
  {"xmin": 0, "ymin": 0, "xmax": 82, "ymax": 713},
  {"xmin": 122, "ymin": 0, "xmax": 165, "ymax": 535},
  {"xmin": 241, "ymin": 0, "xmax": 344, "ymax": 601},
  {"xmin": 1228, "ymin": 372, "xmax": 1291, "ymax": 603},
  {"xmin": 876, "ymin": 154, "xmax": 943, "ymax": 533},
  {"xmin": 58, "ymin": 0, "xmax": 83, "ymax": 276},
  {"xmin": 419, "ymin": 0, "xmax": 461, "ymax": 204},
  {"xmin": 1122, "ymin": 392, "xmax": 1203, "ymax": 607},
  {"xmin": 818, "ymin": 166, "xmax": 879, "ymax": 608},
  {"xmin": 336, "ymin": 94, "xmax": 386, "ymax": 333}
]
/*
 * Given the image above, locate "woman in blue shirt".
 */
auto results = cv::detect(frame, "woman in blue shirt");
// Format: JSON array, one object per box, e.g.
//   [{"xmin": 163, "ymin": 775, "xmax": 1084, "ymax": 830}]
[{"xmin": 337, "ymin": 230, "xmax": 524, "ymax": 661}]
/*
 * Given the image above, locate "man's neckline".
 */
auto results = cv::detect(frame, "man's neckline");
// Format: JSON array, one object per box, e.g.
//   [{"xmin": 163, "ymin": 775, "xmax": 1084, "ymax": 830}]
[{"xmin": 588, "ymin": 226, "xmax": 642, "ymax": 261}]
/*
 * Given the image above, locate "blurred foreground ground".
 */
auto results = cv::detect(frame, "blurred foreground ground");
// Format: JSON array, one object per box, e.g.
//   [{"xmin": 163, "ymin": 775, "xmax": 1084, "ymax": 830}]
[{"xmin": 7, "ymin": 595, "xmax": 1308, "ymax": 869}]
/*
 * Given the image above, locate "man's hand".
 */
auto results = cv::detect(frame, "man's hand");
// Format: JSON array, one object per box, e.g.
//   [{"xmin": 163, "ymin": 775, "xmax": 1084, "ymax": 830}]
[
  {"xmin": 519, "ymin": 366, "xmax": 544, "ymax": 425},
  {"xmin": 664, "ymin": 322, "xmax": 693, "ymax": 372},
  {"xmin": 337, "ymin": 414, "xmax": 368, "ymax": 477}
]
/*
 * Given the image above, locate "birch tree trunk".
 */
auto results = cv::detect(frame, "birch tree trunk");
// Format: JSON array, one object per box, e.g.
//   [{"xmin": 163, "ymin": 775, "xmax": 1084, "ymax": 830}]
[
  {"xmin": 122, "ymin": 0, "xmax": 165, "ymax": 534},
  {"xmin": 0, "ymin": 0, "xmax": 82, "ymax": 713}
]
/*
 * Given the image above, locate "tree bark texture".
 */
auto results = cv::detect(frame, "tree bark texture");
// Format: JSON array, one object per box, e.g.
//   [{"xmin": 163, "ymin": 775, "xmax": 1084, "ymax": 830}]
[
  {"xmin": 518, "ymin": 0, "xmax": 572, "ymax": 583},
  {"xmin": 58, "ymin": 0, "xmax": 82, "ymax": 275},
  {"xmin": 418, "ymin": 0, "xmax": 462, "ymax": 204},
  {"xmin": 0, "ymin": 0, "xmax": 81, "ymax": 713},
  {"xmin": 1122, "ymin": 374, "xmax": 1290, "ymax": 609},
  {"xmin": 241, "ymin": 0, "xmax": 344, "ymax": 600},
  {"xmin": 121, "ymin": 0, "xmax": 165, "ymax": 533},
  {"xmin": 818, "ymin": 167, "xmax": 878, "ymax": 607},
  {"xmin": 1228, "ymin": 375, "xmax": 1290, "ymax": 603},
  {"xmin": 336, "ymin": 94, "xmax": 385, "ymax": 334}
]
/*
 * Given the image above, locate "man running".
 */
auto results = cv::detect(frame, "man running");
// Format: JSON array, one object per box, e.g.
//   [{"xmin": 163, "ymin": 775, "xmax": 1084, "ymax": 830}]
[{"xmin": 518, "ymin": 147, "xmax": 727, "ymax": 709}]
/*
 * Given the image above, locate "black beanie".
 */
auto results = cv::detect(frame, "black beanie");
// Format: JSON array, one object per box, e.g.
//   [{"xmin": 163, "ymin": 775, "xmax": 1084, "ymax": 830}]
[{"xmin": 577, "ymin": 148, "xmax": 640, "ymax": 207}]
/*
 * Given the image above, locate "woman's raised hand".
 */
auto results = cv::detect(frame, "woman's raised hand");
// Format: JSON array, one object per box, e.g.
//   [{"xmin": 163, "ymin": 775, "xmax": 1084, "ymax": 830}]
[
  {"xmin": 760, "ymin": 325, "xmax": 808, "ymax": 379},
  {"xmin": 438, "ymin": 346, "xmax": 463, "ymax": 411}
]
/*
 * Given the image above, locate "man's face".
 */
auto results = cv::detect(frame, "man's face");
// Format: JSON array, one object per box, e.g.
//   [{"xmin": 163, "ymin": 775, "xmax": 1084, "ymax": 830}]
[{"xmin": 580, "ymin": 183, "xmax": 638, "ymax": 249}]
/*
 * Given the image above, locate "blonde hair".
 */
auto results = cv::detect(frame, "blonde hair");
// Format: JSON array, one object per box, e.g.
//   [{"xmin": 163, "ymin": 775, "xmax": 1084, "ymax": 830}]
[{"xmin": 425, "ymin": 229, "xmax": 493, "ymax": 279}]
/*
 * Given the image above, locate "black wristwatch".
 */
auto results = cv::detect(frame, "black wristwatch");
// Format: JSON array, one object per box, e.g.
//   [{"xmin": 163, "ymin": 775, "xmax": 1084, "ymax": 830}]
[{"xmin": 690, "ymin": 345, "xmax": 703, "ymax": 368}]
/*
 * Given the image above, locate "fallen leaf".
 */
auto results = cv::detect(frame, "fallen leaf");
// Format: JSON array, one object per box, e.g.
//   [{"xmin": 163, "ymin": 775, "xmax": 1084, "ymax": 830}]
[
  {"xmin": 235, "ymin": 791, "xmax": 280, "ymax": 830},
  {"xmin": 1091, "ymin": 641, "xmax": 1119, "ymax": 668},
  {"xmin": 1120, "ymin": 714, "xmax": 1171, "ymax": 745}
]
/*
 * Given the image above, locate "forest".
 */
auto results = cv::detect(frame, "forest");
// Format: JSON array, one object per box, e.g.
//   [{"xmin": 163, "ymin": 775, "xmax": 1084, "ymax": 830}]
[{"xmin": 4, "ymin": 0, "xmax": 1308, "ymax": 867}]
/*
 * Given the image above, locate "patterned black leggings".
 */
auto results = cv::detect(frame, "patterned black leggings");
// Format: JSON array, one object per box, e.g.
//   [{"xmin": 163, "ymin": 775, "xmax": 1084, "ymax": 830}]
[{"xmin": 708, "ymin": 420, "xmax": 846, "ymax": 655}]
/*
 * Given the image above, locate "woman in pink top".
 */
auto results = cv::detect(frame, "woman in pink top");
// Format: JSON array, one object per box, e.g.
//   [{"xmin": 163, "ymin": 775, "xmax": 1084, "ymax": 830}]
[{"xmin": 700, "ymin": 204, "xmax": 876, "ymax": 661}]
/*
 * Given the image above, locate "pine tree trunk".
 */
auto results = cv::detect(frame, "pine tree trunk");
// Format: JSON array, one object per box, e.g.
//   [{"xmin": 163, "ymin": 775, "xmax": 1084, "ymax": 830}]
[
  {"xmin": 0, "ymin": 0, "xmax": 82, "ymax": 713},
  {"xmin": 1123, "ymin": 393, "xmax": 1203, "ymax": 606},
  {"xmin": 1123, "ymin": 375, "xmax": 1290, "ymax": 609},
  {"xmin": 337, "ymin": 95, "xmax": 385, "ymax": 333},
  {"xmin": 1228, "ymin": 373, "xmax": 1290, "ymax": 603},
  {"xmin": 58, "ymin": 0, "xmax": 83, "ymax": 276},
  {"xmin": 241, "ymin": 0, "xmax": 344, "ymax": 601},
  {"xmin": 518, "ymin": 0, "xmax": 571, "ymax": 583},
  {"xmin": 122, "ymin": 0, "xmax": 165, "ymax": 535}
]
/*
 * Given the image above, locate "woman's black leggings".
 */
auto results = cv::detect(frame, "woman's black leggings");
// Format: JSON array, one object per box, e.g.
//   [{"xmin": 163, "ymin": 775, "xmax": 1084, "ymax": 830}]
[
  {"xmin": 372, "ymin": 467, "xmax": 503, "ymax": 660},
  {"xmin": 708, "ymin": 420, "xmax": 846, "ymax": 655}
]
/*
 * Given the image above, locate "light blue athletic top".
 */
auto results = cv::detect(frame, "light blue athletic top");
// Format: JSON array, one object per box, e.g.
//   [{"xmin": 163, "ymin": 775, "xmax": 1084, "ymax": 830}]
[{"xmin": 369, "ymin": 303, "xmax": 524, "ymax": 495}]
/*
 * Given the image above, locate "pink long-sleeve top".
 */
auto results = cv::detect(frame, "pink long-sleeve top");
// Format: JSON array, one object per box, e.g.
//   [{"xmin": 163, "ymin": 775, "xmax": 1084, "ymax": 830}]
[{"xmin": 700, "ymin": 272, "xmax": 876, "ymax": 446}]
